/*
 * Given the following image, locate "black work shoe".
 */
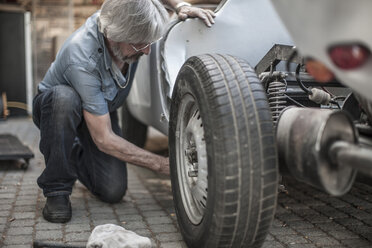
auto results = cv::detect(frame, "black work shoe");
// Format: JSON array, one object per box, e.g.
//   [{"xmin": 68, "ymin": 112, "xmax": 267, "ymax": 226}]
[{"xmin": 42, "ymin": 195, "xmax": 72, "ymax": 223}]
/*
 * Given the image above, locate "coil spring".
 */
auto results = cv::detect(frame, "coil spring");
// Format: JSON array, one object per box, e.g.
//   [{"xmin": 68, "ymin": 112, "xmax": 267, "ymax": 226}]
[{"xmin": 267, "ymin": 81, "xmax": 287, "ymax": 125}]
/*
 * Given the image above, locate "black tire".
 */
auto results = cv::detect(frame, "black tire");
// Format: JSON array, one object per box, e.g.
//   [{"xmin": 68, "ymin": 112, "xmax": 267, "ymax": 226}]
[
  {"xmin": 169, "ymin": 54, "xmax": 278, "ymax": 248},
  {"xmin": 121, "ymin": 101, "xmax": 148, "ymax": 148}
]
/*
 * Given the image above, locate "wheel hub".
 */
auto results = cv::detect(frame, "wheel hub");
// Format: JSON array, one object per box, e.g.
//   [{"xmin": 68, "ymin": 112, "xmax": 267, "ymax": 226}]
[{"xmin": 176, "ymin": 94, "xmax": 208, "ymax": 225}]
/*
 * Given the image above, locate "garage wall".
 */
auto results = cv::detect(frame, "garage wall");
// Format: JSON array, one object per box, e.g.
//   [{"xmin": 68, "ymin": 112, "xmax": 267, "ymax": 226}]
[{"xmin": 32, "ymin": 0, "xmax": 103, "ymax": 91}]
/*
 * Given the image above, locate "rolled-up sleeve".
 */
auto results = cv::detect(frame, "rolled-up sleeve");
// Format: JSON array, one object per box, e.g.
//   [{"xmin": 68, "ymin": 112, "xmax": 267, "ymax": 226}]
[{"xmin": 64, "ymin": 65, "xmax": 108, "ymax": 115}]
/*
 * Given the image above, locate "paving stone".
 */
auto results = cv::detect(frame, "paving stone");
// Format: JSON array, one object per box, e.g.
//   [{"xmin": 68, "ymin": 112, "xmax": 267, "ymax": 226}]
[
  {"xmin": 115, "ymin": 208, "xmax": 139, "ymax": 215},
  {"xmin": 4, "ymin": 245, "xmax": 31, "ymax": 248},
  {"xmin": 341, "ymin": 238, "xmax": 372, "ymax": 248},
  {"xmin": 9, "ymin": 219, "xmax": 35, "ymax": 227},
  {"xmin": 3, "ymin": 235, "xmax": 33, "ymax": 245},
  {"xmin": 271, "ymin": 219, "xmax": 285, "ymax": 227},
  {"xmin": 65, "ymin": 223, "xmax": 91, "ymax": 233},
  {"xmin": 270, "ymin": 227, "xmax": 297, "ymax": 236},
  {"xmin": 18, "ymin": 190, "xmax": 38, "ymax": 196},
  {"xmin": 92, "ymin": 219, "xmax": 120, "ymax": 227},
  {"xmin": 14, "ymin": 200, "xmax": 36, "ymax": 206},
  {"xmin": 133, "ymin": 228, "xmax": 152, "ymax": 238},
  {"xmin": 292, "ymin": 209, "xmax": 319, "ymax": 217},
  {"xmin": 328, "ymin": 229, "xmax": 360, "ymax": 240},
  {"xmin": 146, "ymin": 216, "xmax": 173, "ymax": 225},
  {"xmin": 0, "ymin": 217, "xmax": 9, "ymax": 224},
  {"xmin": 135, "ymin": 198, "xmax": 158, "ymax": 204},
  {"xmin": 305, "ymin": 215, "xmax": 333, "ymax": 224},
  {"xmin": 325, "ymin": 198, "xmax": 350, "ymax": 208},
  {"xmin": 275, "ymin": 234, "xmax": 309, "ymax": 244},
  {"xmin": 142, "ymin": 211, "xmax": 168, "ymax": 218},
  {"xmin": 65, "ymin": 232, "xmax": 91, "ymax": 242},
  {"xmin": 67, "ymin": 216, "xmax": 91, "ymax": 225},
  {"xmin": 335, "ymin": 218, "xmax": 364, "ymax": 226},
  {"xmin": 13, "ymin": 205, "xmax": 36, "ymax": 212},
  {"xmin": 286, "ymin": 220, "xmax": 315, "ymax": 229},
  {"xmin": 0, "ymin": 193, "xmax": 17, "ymax": 199},
  {"xmin": 0, "ymin": 204, "xmax": 13, "ymax": 210},
  {"xmin": 298, "ymin": 228, "xmax": 328, "ymax": 237},
  {"xmin": 35, "ymin": 230, "xmax": 63, "ymax": 240},
  {"xmin": 150, "ymin": 224, "xmax": 177, "ymax": 233},
  {"xmin": 160, "ymin": 241, "xmax": 187, "ymax": 248},
  {"xmin": 361, "ymin": 219, "xmax": 372, "ymax": 226},
  {"xmin": 265, "ymin": 234, "xmax": 275, "ymax": 241},
  {"xmin": 350, "ymin": 211, "xmax": 372, "ymax": 220},
  {"xmin": 287, "ymin": 244, "xmax": 317, "ymax": 248},
  {"xmin": 315, "ymin": 222, "xmax": 347, "ymax": 231},
  {"xmin": 17, "ymin": 194, "xmax": 37, "ymax": 199},
  {"xmin": 90, "ymin": 213, "xmax": 116, "ymax": 220},
  {"xmin": 156, "ymin": 233, "xmax": 184, "ymax": 242},
  {"xmin": 89, "ymin": 207, "xmax": 114, "ymax": 214},
  {"xmin": 35, "ymin": 222, "xmax": 64, "ymax": 230},
  {"xmin": 121, "ymin": 221, "xmax": 147, "ymax": 230},
  {"xmin": 307, "ymin": 236, "xmax": 341, "ymax": 246},
  {"xmin": 261, "ymin": 241, "xmax": 286, "ymax": 248},
  {"xmin": 347, "ymin": 226, "xmax": 372, "ymax": 240},
  {"xmin": 12, "ymin": 212, "xmax": 35, "ymax": 219},
  {"xmin": 0, "ymin": 210, "xmax": 10, "ymax": 217},
  {"xmin": 0, "ymin": 187, "xmax": 17, "ymax": 193},
  {"xmin": 138, "ymin": 205, "xmax": 163, "ymax": 211},
  {"xmin": 7, "ymin": 227, "xmax": 33, "ymax": 236}
]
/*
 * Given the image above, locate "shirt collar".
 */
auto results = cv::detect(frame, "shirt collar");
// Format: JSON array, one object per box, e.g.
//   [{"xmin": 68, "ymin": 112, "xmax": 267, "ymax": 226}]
[{"xmin": 96, "ymin": 23, "xmax": 112, "ymax": 71}]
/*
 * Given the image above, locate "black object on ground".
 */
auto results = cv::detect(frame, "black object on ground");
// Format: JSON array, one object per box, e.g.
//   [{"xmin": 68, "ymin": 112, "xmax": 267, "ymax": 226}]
[
  {"xmin": 33, "ymin": 241, "xmax": 85, "ymax": 248},
  {"xmin": 0, "ymin": 133, "xmax": 34, "ymax": 169}
]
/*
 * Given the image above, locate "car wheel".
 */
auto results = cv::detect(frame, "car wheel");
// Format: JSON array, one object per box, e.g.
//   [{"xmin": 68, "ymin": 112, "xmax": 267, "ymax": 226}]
[
  {"xmin": 121, "ymin": 101, "xmax": 148, "ymax": 148},
  {"xmin": 169, "ymin": 54, "xmax": 278, "ymax": 248}
]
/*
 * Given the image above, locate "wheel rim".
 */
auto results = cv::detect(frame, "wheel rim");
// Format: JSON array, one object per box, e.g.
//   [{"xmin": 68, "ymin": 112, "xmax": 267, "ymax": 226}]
[{"xmin": 176, "ymin": 93, "xmax": 208, "ymax": 225}]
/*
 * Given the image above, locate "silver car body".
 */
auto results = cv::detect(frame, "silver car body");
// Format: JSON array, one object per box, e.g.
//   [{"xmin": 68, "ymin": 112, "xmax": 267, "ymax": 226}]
[
  {"xmin": 127, "ymin": 0, "xmax": 293, "ymax": 135},
  {"xmin": 271, "ymin": 0, "xmax": 372, "ymax": 102}
]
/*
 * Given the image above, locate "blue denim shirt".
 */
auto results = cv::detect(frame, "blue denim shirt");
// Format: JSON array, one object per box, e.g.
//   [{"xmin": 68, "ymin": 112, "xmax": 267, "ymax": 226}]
[{"xmin": 38, "ymin": 11, "xmax": 137, "ymax": 115}]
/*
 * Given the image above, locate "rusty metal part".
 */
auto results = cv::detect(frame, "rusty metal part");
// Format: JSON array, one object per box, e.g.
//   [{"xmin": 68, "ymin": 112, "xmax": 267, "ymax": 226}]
[
  {"xmin": 277, "ymin": 107, "xmax": 357, "ymax": 196},
  {"xmin": 0, "ymin": 92, "xmax": 9, "ymax": 119}
]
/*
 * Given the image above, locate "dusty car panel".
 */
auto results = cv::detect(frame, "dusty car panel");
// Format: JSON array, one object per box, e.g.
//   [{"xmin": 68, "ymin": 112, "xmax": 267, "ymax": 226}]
[{"xmin": 127, "ymin": 0, "xmax": 293, "ymax": 135}]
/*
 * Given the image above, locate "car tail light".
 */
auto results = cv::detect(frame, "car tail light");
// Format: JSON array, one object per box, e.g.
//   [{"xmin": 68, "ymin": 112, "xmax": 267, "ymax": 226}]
[
  {"xmin": 305, "ymin": 59, "xmax": 334, "ymax": 83},
  {"xmin": 329, "ymin": 44, "xmax": 371, "ymax": 70}
]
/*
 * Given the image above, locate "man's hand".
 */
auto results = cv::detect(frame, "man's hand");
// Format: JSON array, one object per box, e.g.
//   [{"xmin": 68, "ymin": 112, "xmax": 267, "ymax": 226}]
[
  {"xmin": 157, "ymin": 157, "xmax": 170, "ymax": 176},
  {"xmin": 177, "ymin": 5, "xmax": 216, "ymax": 27},
  {"xmin": 83, "ymin": 110, "xmax": 170, "ymax": 176}
]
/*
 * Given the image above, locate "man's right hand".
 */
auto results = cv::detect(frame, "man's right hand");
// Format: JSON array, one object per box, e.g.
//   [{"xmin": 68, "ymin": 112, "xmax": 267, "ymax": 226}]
[
  {"xmin": 157, "ymin": 157, "xmax": 170, "ymax": 176},
  {"xmin": 83, "ymin": 110, "xmax": 170, "ymax": 176}
]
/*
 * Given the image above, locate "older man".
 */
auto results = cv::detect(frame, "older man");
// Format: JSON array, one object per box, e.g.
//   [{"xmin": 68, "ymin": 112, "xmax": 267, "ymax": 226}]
[{"xmin": 32, "ymin": 0, "xmax": 215, "ymax": 223}]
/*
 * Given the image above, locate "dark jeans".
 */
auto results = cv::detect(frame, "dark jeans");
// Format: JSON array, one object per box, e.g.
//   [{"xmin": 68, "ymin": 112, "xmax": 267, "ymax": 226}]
[{"xmin": 32, "ymin": 85, "xmax": 127, "ymax": 203}]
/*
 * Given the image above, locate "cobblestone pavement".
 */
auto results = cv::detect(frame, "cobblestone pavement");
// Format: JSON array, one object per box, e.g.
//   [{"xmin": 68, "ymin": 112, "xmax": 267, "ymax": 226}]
[{"xmin": 0, "ymin": 118, "xmax": 372, "ymax": 248}]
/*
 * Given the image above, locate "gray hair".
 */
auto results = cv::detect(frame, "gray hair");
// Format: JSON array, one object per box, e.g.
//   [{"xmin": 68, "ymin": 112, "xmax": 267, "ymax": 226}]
[{"xmin": 98, "ymin": 0, "xmax": 169, "ymax": 44}]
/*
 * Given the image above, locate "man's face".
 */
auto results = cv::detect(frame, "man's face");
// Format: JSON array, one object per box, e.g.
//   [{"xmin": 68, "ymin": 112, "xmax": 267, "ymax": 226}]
[{"xmin": 110, "ymin": 41, "xmax": 151, "ymax": 64}]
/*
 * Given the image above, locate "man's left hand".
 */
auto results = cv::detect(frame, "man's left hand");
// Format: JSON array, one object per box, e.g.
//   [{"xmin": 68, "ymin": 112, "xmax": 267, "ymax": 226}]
[{"xmin": 177, "ymin": 6, "xmax": 216, "ymax": 27}]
